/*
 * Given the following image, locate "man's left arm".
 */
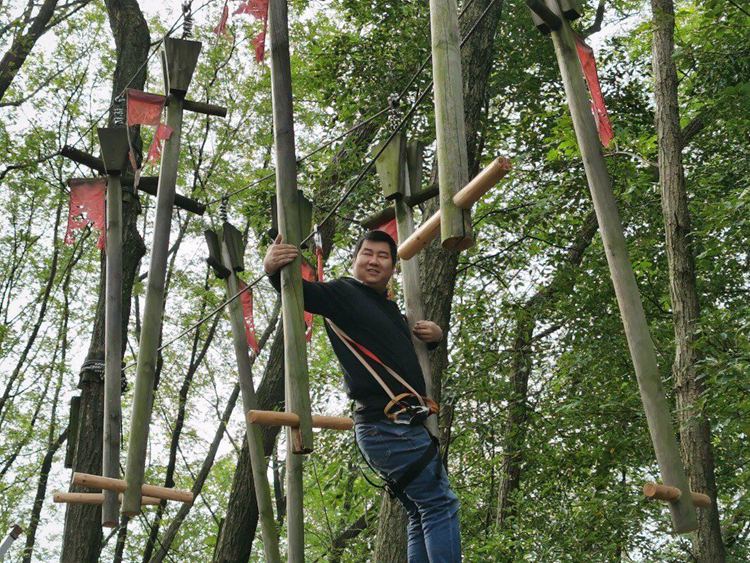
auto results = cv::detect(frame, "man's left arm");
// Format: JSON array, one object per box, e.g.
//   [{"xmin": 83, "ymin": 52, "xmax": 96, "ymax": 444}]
[{"xmin": 412, "ymin": 321, "xmax": 443, "ymax": 350}]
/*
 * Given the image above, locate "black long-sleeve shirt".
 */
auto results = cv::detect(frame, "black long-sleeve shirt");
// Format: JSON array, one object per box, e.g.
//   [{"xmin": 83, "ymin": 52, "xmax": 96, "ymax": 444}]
[{"xmin": 269, "ymin": 274, "xmax": 433, "ymax": 422}]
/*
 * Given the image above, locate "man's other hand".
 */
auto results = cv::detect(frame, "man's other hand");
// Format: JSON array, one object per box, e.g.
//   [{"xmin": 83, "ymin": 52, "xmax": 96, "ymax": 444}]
[
  {"xmin": 263, "ymin": 234, "xmax": 299, "ymax": 275},
  {"xmin": 412, "ymin": 320, "xmax": 443, "ymax": 343}
]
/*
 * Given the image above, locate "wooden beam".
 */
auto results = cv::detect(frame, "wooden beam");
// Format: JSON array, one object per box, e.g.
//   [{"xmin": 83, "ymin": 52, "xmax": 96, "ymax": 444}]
[
  {"xmin": 247, "ymin": 410, "xmax": 354, "ymax": 431},
  {"xmin": 58, "ymin": 146, "xmax": 205, "ymax": 215},
  {"xmin": 361, "ymin": 207, "xmax": 396, "ymax": 230},
  {"xmin": 64, "ymin": 395, "xmax": 80, "ymax": 469},
  {"xmin": 181, "ymin": 97, "xmax": 227, "ymax": 118},
  {"xmin": 544, "ymin": 0, "xmax": 697, "ymax": 533},
  {"xmin": 53, "ymin": 492, "xmax": 160, "ymax": 506},
  {"xmin": 393, "ymin": 141, "xmax": 438, "ymax": 434},
  {"xmin": 373, "ymin": 134, "xmax": 407, "ymax": 200},
  {"xmin": 559, "ymin": 0, "xmax": 583, "ymax": 21},
  {"xmin": 98, "ymin": 127, "xmax": 127, "ymax": 529},
  {"xmin": 429, "ymin": 0, "xmax": 473, "ymax": 249},
  {"xmin": 397, "ymin": 156, "xmax": 511, "ymax": 260},
  {"xmin": 268, "ymin": 0, "xmax": 311, "ymax": 558},
  {"xmin": 643, "ymin": 483, "xmax": 712, "ymax": 509},
  {"xmin": 73, "ymin": 473, "xmax": 193, "ymax": 504},
  {"xmin": 122, "ymin": 38, "xmax": 198, "ymax": 517},
  {"xmin": 221, "ymin": 231, "xmax": 281, "ymax": 562}
]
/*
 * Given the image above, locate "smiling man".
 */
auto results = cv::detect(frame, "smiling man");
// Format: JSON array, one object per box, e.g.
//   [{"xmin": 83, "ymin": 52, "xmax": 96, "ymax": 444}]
[{"xmin": 264, "ymin": 230, "xmax": 461, "ymax": 562}]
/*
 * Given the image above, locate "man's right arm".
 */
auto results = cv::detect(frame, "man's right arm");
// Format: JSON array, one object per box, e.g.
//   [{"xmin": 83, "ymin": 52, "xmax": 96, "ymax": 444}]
[{"xmin": 264, "ymin": 234, "xmax": 346, "ymax": 320}]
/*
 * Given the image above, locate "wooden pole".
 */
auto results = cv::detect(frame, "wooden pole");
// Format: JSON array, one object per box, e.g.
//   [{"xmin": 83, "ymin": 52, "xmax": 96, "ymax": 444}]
[
  {"xmin": 53, "ymin": 492, "xmax": 161, "ymax": 506},
  {"xmin": 397, "ymin": 157, "xmax": 511, "ymax": 260},
  {"xmin": 268, "ymin": 1, "xmax": 311, "ymax": 558},
  {"xmin": 98, "ymin": 127, "xmax": 128, "ymax": 529},
  {"xmin": 73, "ymin": 473, "xmax": 193, "ymax": 503},
  {"xmin": 122, "ymin": 37, "xmax": 200, "ymax": 517},
  {"xmin": 543, "ymin": 0, "xmax": 696, "ymax": 533},
  {"xmin": 429, "ymin": 0, "xmax": 473, "ymax": 249},
  {"xmin": 247, "ymin": 410, "xmax": 354, "ymax": 431},
  {"xmin": 374, "ymin": 137, "xmax": 438, "ymax": 434},
  {"xmin": 642, "ymin": 483, "xmax": 711, "ymax": 509},
  {"xmin": 221, "ymin": 235, "xmax": 281, "ymax": 563}
]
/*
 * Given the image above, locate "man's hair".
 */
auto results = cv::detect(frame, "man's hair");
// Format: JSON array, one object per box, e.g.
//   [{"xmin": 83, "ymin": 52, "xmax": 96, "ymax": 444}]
[{"xmin": 353, "ymin": 230, "xmax": 398, "ymax": 265}]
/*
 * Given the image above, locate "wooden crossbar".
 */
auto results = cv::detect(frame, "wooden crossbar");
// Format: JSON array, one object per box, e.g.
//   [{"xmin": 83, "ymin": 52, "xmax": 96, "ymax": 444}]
[
  {"xmin": 247, "ymin": 410, "xmax": 353, "ymax": 431},
  {"xmin": 53, "ymin": 492, "xmax": 160, "ymax": 506},
  {"xmin": 398, "ymin": 157, "xmax": 511, "ymax": 260},
  {"xmin": 643, "ymin": 482, "xmax": 711, "ymax": 509},
  {"xmin": 72, "ymin": 473, "xmax": 193, "ymax": 504}
]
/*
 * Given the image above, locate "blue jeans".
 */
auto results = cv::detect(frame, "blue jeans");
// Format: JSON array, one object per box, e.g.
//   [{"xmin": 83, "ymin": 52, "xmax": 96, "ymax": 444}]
[{"xmin": 355, "ymin": 420, "xmax": 461, "ymax": 562}]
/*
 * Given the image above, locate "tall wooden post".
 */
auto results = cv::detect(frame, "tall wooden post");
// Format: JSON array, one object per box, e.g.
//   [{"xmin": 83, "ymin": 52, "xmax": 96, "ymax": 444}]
[
  {"xmin": 122, "ymin": 37, "xmax": 201, "ymax": 517},
  {"xmin": 374, "ymin": 137, "xmax": 438, "ymax": 435},
  {"xmin": 97, "ymin": 127, "xmax": 130, "ymax": 528},
  {"xmin": 219, "ymin": 228, "xmax": 281, "ymax": 563},
  {"xmin": 267, "ymin": 0, "xmax": 313, "ymax": 558},
  {"xmin": 538, "ymin": 0, "xmax": 697, "ymax": 532},
  {"xmin": 429, "ymin": 0, "xmax": 473, "ymax": 249}
]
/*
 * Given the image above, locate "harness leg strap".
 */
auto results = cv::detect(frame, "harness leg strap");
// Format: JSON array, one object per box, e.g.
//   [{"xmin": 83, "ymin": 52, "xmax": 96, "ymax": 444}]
[{"xmin": 388, "ymin": 432, "xmax": 441, "ymax": 497}]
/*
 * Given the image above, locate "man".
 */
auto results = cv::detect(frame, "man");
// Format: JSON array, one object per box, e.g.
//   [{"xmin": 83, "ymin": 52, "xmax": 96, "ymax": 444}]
[{"xmin": 264, "ymin": 230, "xmax": 461, "ymax": 562}]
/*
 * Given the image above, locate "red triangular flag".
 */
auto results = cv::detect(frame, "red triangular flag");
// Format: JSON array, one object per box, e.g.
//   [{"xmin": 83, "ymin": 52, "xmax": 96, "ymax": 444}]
[
  {"xmin": 145, "ymin": 124, "xmax": 174, "ymax": 165},
  {"xmin": 213, "ymin": 3, "xmax": 230, "ymax": 36},
  {"xmin": 374, "ymin": 217, "xmax": 398, "ymax": 243},
  {"xmin": 238, "ymin": 279, "xmax": 260, "ymax": 354},
  {"xmin": 65, "ymin": 179, "xmax": 107, "ymax": 250},
  {"xmin": 574, "ymin": 35, "xmax": 614, "ymax": 147},
  {"xmin": 126, "ymin": 89, "xmax": 165, "ymax": 127}
]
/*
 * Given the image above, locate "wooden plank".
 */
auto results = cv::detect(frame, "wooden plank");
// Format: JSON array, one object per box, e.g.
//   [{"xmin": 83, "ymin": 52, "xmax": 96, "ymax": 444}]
[
  {"xmin": 221, "ymin": 231, "xmax": 281, "ymax": 563},
  {"xmin": 64, "ymin": 396, "xmax": 80, "ymax": 469},
  {"xmin": 429, "ymin": 0, "xmax": 473, "ymax": 249},
  {"xmin": 526, "ymin": 0, "xmax": 562, "ymax": 33},
  {"xmin": 545, "ymin": 0, "xmax": 697, "ymax": 533},
  {"xmin": 163, "ymin": 37, "xmax": 201, "ymax": 95},
  {"xmin": 122, "ymin": 90, "xmax": 187, "ymax": 517},
  {"xmin": 373, "ymin": 134, "xmax": 406, "ymax": 200},
  {"xmin": 560, "ymin": 0, "xmax": 583, "ymax": 21}
]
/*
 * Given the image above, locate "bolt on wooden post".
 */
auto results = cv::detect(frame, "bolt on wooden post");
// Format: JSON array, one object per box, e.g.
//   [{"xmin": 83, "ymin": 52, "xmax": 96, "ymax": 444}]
[
  {"xmin": 527, "ymin": 0, "xmax": 697, "ymax": 533},
  {"xmin": 215, "ymin": 224, "xmax": 281, "ymax": 563},
  {"xmin": 429, "ymin": 0, "xmax": 473, "ymax": 249},
  {"xmin": 97, "ymin": 126, "xmax": 130, "ymax": 528},
  {"xmin": 121, "ymin": 36, "xmax": 202, "ymax": 517}
]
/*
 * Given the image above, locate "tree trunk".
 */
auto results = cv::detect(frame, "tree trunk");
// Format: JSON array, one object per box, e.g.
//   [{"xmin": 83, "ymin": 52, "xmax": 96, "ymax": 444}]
[
  {"xmin": 651, "ymin": 1, "xmax": 725, "ymax": 559},
  {"xmin": 496, "ymin": 213, "xmax": 598, "ymax": 530},
  {"xmin": 373, "ymin": 1, "xmax": 505, "ymax": 559},
  {"xmin": 0, "ymin": 0, "xmax": 58, "ymax": 101},
  {"xmin": 60, "ymin": 1, "xmax": 148, "ymax": 560}
]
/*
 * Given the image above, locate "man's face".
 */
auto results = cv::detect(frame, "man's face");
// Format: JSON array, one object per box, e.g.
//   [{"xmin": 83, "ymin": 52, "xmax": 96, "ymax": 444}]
[{"xmin": 352, "ymin": 239, "xmax": 395, "ymax": 292}]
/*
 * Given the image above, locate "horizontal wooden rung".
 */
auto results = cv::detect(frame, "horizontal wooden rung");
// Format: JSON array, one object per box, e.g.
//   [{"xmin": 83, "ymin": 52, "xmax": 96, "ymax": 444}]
[
  {"xmin": 397, "ymin": 157, "xmax": 511, "ymax": 260},
  {"xmin": 642, "ymin": 482, "xmax": 711, "ymax": 509},
  {"xmin": 72, "ymin": 472, "xmax": 194, "ymax": 504},
  {"xmin": 247, "ymin": 410, "xmax": 353, "ymax": 431},
  {"xmin": 53, "ymin": 492, "xmax": 160, "ymax": 506}
]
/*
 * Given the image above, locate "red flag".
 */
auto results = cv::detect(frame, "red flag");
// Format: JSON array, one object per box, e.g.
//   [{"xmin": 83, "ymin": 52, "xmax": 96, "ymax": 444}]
[
  {"xmin": 374, "ymin": 217, "xmax": 399, "ymax": 243},
  {"xmin": 234, "ymin": 0, "xmax": 268, "ymax": 19},
  {"xmin": 238, "ymin": 279, "xmax": 260, "ymax": 354},
  {"xmin": 65, "ymin": 179, "xmax": 107, "ymax": 250},
  {"xmin": 145, "ymin": 124, "xmax": 174, "ymax": 165},
  {"xmin": 301, "ymin": 261, "xmax": 316, "ymax": 341},
  {"xmin": 253, "ymin": 22, "xmax": 267, "ymax": 63},
  {"xmin": 213, "ymin": 3, "xmax": 230, "ymax": 36},
  {"xmin": 126, "ymin": 89, "xmax": 165, "ymax": 127},
  {"xmin": 574, "ymin": 35, "xmax": 614, "ymax": 147}
]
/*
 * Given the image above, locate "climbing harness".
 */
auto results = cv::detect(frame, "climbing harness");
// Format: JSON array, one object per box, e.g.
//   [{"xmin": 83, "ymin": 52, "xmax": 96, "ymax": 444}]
[{"xmin": 325, "ymin": 320, "xmax": 438, "ymax": 425}]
